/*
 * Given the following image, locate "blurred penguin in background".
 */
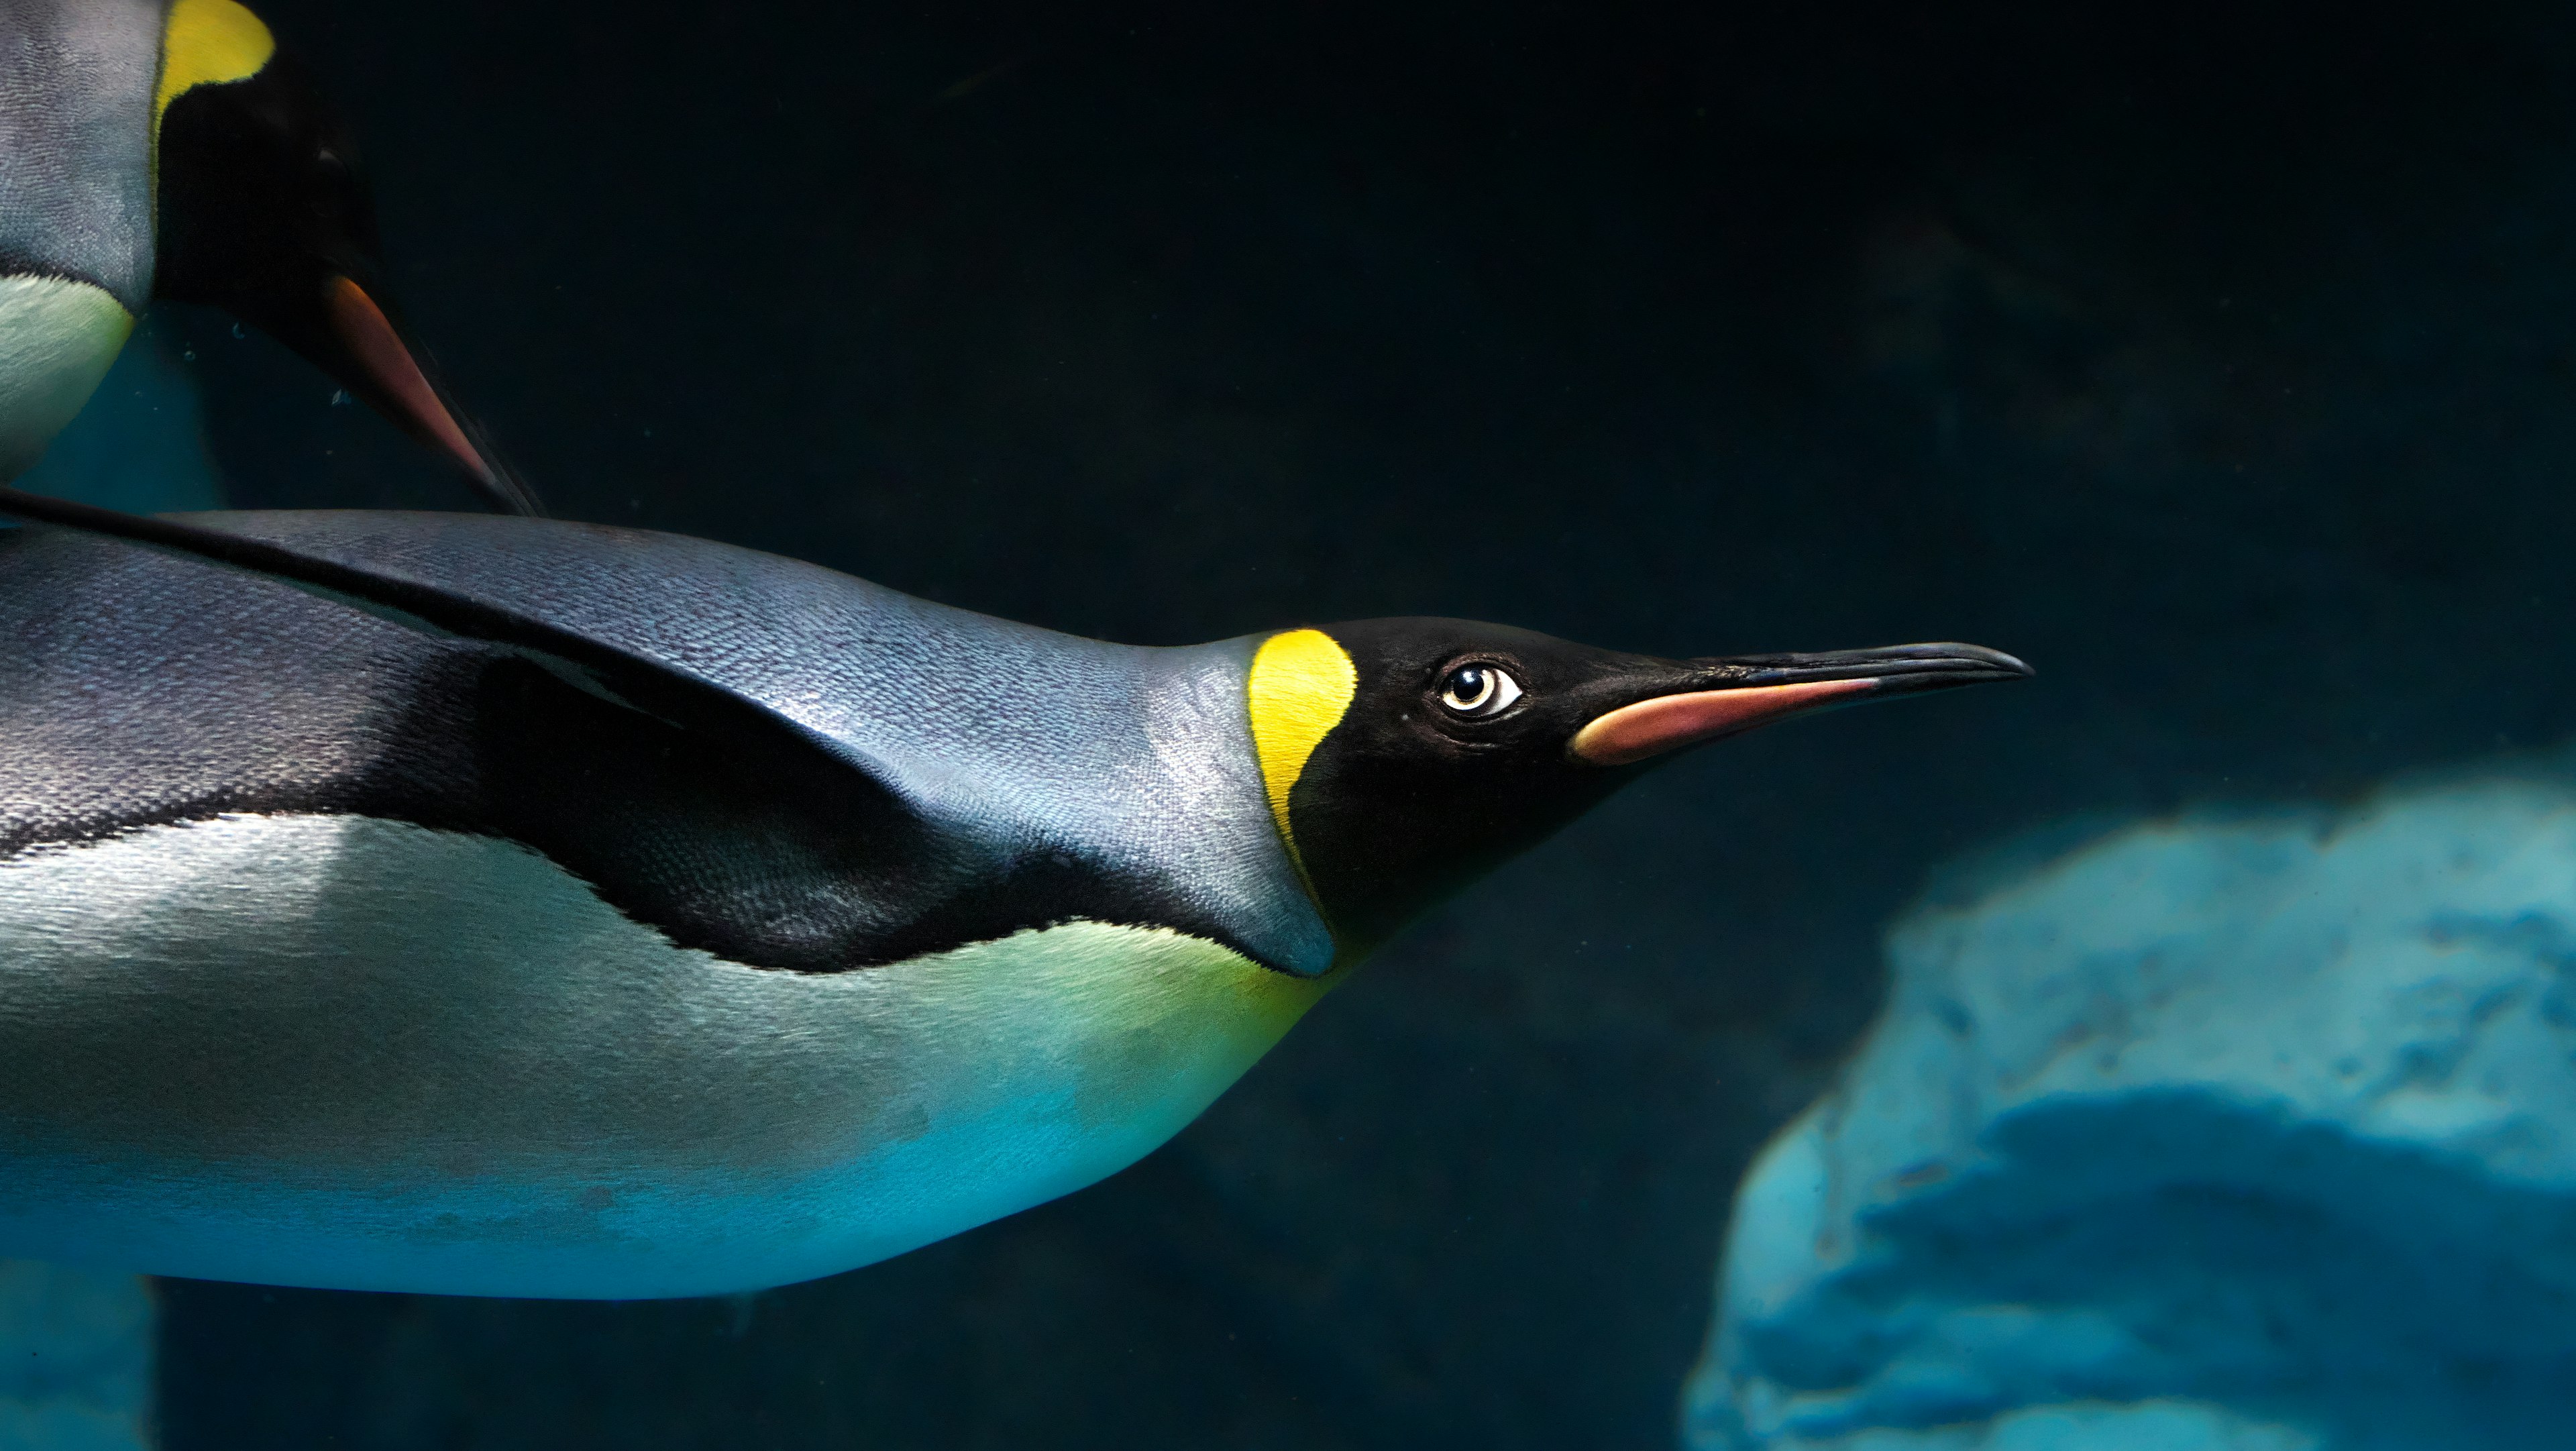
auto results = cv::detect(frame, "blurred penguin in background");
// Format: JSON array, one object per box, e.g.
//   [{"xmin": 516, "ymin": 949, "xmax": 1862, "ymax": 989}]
[{"xmin": 0, "ymin": 0, "xmax": 537, "ymax": 513}]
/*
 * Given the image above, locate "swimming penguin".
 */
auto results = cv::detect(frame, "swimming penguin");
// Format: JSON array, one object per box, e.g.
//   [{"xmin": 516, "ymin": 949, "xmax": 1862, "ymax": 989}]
[
  {"xmin": 0, "ymin": 488, "xmax": 2028, "ymax": 1298},
  {"xmin": 0, "ymin": 0, "xmax": 535, "ymax": 510}
]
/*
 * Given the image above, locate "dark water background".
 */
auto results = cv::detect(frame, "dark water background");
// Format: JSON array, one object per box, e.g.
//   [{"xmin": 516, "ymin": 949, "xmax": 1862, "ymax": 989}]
[{"xmin": 148, "ymin": 1, "xmax": 2576, "ymax": 1445}]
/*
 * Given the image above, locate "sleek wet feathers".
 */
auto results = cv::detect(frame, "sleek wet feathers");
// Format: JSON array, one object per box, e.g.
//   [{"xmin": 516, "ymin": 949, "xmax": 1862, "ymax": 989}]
[
  {"xmin": 0, "ymin": 504, "xmax": 2026, "ymax": 1295},
  {"xmin": 0, "ymin": 513, "xmax": 1334, "ymax": 975},
  {"xmin": 0, "ymin": 513, "xmax": 1340, "ymax": 1295}
]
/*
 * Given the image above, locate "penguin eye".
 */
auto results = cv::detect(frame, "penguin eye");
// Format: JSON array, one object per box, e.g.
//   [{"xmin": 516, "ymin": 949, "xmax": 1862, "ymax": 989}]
[{"xmin": 1436, "ymin": 663, "xmax": 1523, "ymax": 718}]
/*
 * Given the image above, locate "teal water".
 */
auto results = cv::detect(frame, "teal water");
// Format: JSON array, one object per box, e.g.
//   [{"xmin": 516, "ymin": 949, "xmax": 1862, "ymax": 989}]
[{"xmin": 9, "ymin": 1, "xmax": 2576, "ymax": 1446}]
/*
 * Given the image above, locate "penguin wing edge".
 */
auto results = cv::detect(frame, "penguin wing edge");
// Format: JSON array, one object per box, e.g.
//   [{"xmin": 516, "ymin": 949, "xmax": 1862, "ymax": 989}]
[
  {"xmin": 0, "ymin": 484, "xmax": 992, "ymax": 971},
  {"xmin": 0, "ymin": 484, "xmax": 800, "ymax": 751}
]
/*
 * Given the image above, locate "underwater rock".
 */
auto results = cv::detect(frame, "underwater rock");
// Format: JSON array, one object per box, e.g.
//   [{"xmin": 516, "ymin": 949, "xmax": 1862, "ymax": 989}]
[
  {"xmin": 1684, "ymin": 773, "xmax": 2576, "ymax": 1451},
  {"xmin": 0, "ymin": 1260, "xmax": 155, "ymax": 1451}
]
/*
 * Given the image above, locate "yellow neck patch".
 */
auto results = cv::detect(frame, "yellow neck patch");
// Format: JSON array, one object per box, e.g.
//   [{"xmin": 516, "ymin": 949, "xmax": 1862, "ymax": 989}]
[
  {"xmin": 156, "ymin": 0, "xmax": 275, "ymax": 128},
  {"xmin": 1246, "ymin": 629, "xmax": 1357, "ymax": 883}
]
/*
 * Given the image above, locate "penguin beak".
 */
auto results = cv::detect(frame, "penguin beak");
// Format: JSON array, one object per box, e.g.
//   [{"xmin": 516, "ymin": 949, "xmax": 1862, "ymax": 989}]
[
  {"xmin": 1566, "ymin": 643, "xmax": 2033, "ymax": 767},
  {"xmin": 313, "ymin": 274, "xmax": 543, "ymax": 515}
]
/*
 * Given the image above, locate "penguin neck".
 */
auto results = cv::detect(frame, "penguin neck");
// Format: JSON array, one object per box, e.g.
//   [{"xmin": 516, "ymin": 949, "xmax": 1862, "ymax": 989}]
[{"xmin": 0, "ymin": 0, "xmax": 163, "ymax": 313}]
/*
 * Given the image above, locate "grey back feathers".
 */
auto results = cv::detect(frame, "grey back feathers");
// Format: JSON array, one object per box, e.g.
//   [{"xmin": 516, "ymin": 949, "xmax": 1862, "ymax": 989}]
[
  {"xmin": 0, "ymin": 513, "xmax": 1337, "ymax": 976},
  {"xmin": 0, "ymin": 0, "xmax": 161, "ymax": 307}
]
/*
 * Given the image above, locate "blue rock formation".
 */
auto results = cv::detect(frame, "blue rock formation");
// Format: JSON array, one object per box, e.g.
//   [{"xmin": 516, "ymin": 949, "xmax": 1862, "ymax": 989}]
[{"xmin": 1685, "ymin": 774, "xmax": 2576, "ymax": 1451}]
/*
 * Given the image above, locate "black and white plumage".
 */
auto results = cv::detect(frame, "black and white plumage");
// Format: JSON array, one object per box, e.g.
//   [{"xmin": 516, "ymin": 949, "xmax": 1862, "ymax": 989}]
[{"xmin": 0, "ymin": 495, "xmax": 2028, "ymax": 1296}]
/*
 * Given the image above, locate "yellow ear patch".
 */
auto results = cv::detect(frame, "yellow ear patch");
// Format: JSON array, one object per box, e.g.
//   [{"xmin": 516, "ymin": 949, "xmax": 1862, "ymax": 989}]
[
  {"xmin": 156, "ymin": 0, "xmax": 275, "ymax": 127},
  {"xmin": 1246, "ymin": 628, "xmax": 1357, "ymax": 879}
]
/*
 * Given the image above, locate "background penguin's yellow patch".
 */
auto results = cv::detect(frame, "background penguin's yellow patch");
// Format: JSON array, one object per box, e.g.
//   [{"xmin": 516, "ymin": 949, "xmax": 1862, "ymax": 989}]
[
  {"xmin": 156, "ymin": 0, "xmax": 275, "ymax": 127},
  {"xmin": 1247, "ymin": 629, "xmax": 1356, "ymax": 878}
]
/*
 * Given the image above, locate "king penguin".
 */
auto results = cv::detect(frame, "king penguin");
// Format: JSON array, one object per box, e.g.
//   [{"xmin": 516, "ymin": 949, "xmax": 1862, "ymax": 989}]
[
  {"xmin": 0, "ymin": 0, "xmax": 535, "ymax": 510},
  {"xmin": 0, "ymin": 488, "xmax": 2029, "ymax": 1298}
]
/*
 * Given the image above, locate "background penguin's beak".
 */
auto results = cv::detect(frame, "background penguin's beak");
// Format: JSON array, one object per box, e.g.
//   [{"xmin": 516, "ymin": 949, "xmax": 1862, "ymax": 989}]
[
  {"xmin": 321, "ymin": 278, "xmax": 486, "ymax": 480},
  {"xmin": 1567, "ymin": 643, "xmax": 2033, "ymax": 767},
  {"xmin": 178, "ymin": 260, "xmax": 545, "ymax": 516},
  {"xmin": 309, "ymin": 274, "xmax": 543, "ymax": 515}
]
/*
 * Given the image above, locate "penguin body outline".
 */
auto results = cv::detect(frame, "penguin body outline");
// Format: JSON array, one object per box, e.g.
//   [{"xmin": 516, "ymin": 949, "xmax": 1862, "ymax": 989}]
[
  {"xmin": 0, "ymin": 496, "xmax": 2029, "ymax": 1297},
  {"xmin": 0, "ymin": 508, "xmax": 1333, "ymax": 1296}
]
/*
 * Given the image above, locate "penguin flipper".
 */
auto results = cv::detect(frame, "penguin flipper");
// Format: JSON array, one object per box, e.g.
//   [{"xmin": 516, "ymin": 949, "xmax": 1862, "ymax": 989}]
[
  {"xmin": 0, "ymin": 484, "xmax": 983, "ymax": 971},
  {"xmin": 0, "ymin": 483, "xmax": 751, "ymax": 737}
]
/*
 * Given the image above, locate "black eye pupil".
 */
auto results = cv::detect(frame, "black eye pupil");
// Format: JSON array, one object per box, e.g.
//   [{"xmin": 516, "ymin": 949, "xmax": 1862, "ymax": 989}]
[{"xmin": 1452, "ymin": 667, "xmax": 1485, "ymax": 696}]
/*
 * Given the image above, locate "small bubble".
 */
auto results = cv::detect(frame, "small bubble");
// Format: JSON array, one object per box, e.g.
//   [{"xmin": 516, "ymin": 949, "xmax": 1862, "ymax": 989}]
[{"xmin": 230, "ymin": 323, "xmax": 246, "ymax": 339}]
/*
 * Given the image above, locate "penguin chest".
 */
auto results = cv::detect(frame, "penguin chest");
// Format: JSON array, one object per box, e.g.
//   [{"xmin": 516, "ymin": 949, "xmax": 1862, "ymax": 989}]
[
  {"xmin": 0, "ymin": 275, "xmax": 133, "ymax": 478},
  {"xmin": 0, "ymin": 813, "xmax": 1331, "ymax": 1297}
]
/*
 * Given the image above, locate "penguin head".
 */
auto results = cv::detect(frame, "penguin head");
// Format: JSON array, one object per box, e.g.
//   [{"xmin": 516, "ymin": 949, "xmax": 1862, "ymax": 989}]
[
  {"xmin": 147, "ymin": 0, "xmax": 533, "ymax": 511},
  {"xmin": 1247, "ymin": 620, "xmax": 2031, "ymax": 961}
]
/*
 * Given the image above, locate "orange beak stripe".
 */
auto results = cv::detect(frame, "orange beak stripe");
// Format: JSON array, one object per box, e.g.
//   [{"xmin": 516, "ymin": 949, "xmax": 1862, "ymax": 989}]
[
  {"xmin": 1567, "ymin": 677, "xmax": 1882, "ymax": 766},
  {"xmin": 323, "ymin": 275, "xmax": 495, "ymax": 487}
]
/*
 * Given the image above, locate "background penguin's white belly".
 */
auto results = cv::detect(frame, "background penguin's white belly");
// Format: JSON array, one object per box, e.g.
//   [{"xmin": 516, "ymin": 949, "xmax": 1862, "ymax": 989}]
[
  {"xmin": 0, "ymin": 276, "xmax": 132, "ymax": 480},
  {"xmin": 0, "ymin": 814, "xmax": 1328, "ymax": 1297}
]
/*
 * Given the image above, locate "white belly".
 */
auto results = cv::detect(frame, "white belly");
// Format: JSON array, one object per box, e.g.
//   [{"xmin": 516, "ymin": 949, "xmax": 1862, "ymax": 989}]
[
  {"xmin": 0, "ymin": 814, "xmax": 1330, "ymax": 1297},
  {"xmin": 0, "ymin": 275, "xmax": 133, "ymax": 480}
]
